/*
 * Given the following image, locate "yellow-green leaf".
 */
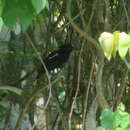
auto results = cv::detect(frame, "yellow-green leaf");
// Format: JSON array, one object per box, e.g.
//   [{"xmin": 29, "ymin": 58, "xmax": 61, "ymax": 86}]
[{"xmin": 99, "ymin": 32, "xmax": 114, "ymax": 60}]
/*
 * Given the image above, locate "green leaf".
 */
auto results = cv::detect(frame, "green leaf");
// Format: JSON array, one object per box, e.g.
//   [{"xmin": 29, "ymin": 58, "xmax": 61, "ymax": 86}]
[
  {"xmin": 116, "ymin": 128, "xmax": 123, "ymax": 130},
  {"xmin": 113, "ymin": 110, "xmax": 121, "ymax": 128},
  {"xmin": 118, "ymin": 33, "xmax": 130, "ymax": 59},
  {"xmin": 119, "ymin": 38, "xmax": 130, "ymax": 48},
  {"xmin": 0, "ymin": 17, "xmax": 3, "ymax": 32},
  {"xmin": 100, "ymin": 109, "xmax": 113, "ymax": 129},
  {"xmin": 2, "ymin": 0, "xmax": 18, "ymax": 30},
  {"xmin": 118, "ymin": 38, "xmax": 129, "ymax": 59},
  {"xmin": 125, "ymin": 128, "xmax": 130, "ymax": 130},
  {"xmin": 95, "ymin": 126, "xmax": 105, "ymax": 130},
  {"xmin": 32, "ymin": 0, "xmax": 47, "ymax": 14},
  {"xmin": 18, "ymin": 0, "xmax": 34, "ymax": 32},
  {"xmin": 118, "ymin": 102, "xmax": 125, "ymax": 112},
  {"xmin": 0, "ymin": 0, "xmax": 5, "ymax": 16},
  {"xmin": 118, "ymin": 45, "xmax": 128, "ymax": 59},
  {"xmin": 99, "ymin": 32, "xmax": 114, "ymax": 60},
  {"xmin": 120, "ymin": 113, "xmax": 130, "ymax": 128},
  {"xmin": 2, "ymin": 0, "xmax": 35, "ymax": 32}
]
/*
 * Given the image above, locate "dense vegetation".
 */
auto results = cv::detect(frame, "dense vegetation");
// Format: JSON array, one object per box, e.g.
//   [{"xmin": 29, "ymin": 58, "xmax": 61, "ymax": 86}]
[{"xmin": 0, "ymin": 0, "xmax": 130, "ymax": 130}]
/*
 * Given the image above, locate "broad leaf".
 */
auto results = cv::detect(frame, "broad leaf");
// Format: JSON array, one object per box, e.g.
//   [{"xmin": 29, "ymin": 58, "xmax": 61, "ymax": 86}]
[
  {"xmin": 100, "ymin": 109, "xmax": 113, "ymax": 129},
  {"xmin": 0, "ymin": 17, "xmax": 3, "ymax": 32},
  {"xmin": 2, "ymin": 0, "xmax": 18, "ymax": 30},
  {"xmin": 32, "ymin": 0, "xmax": 47, "ymax": 14},
  {"xmin": 118, "ymin": 32, "xmax": 130, "ymax": 59},
  {"xmin": 2, "ymin": 0, "xmax": 35, "ymax": 32},
  {"xmin": 18, "ymin": 0, "xmax": 34, "ymax": 32}
]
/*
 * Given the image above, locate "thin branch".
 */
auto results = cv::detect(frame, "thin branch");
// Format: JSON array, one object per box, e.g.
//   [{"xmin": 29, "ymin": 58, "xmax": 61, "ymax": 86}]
[
  {"xmin": 55, "ymin": 8, "xmax": 86, "ymax": 34},
  {"xmin": 14, "ymin": 75, "xmax": 62, "ymax": 130},
  {"xmin": 31, "ymin": 85, "xmax": 52, "ymax": 130},
  {"xmin": 24, "ymin": 32, "xmax": 53, "ymax": 130},
  {"xmin": 87, "ymin": 0, "xmax": 97, "ymax": 28},
  {"xmin": 76, "ymin": 0, "xmax": 87, "ymax": 29},
  {"xmin": 25, "ymin": 32, "xmax": 51, "ymax": 82},
  {"xmin": 114, "ymin": 69, "xmax": 128, "ymax": 111},
  {"xmin": 25, "ymin": 32, "xmax": 52, "ymax": 109},
  {"xmin": 122, "ymin": 0, "xmax": 130, "ymax": 26},
  {"xmin": 66, "ymin": 0, "xmax": 100, "ymax": 51},
  {"xmin": 82, "ymin": 50, "xmax": 95, "ymax": 130},
  {"xmin": 68, "ymin": 41, "xmax": 84, "ymax": 130},
  {"xmin": 123, "ymin": 58, "xmax": 130, "ymax": 70},
  {"xmin": 52, "ymin": 87, "xmax": 68, "ymax": 129},
  {"xmin": 13, "ymin": 69, "xmax": 36, "ymax": 86},
  {"xmin": 0, "ymin": 86, "xmax": 23, "ymax": 95}
]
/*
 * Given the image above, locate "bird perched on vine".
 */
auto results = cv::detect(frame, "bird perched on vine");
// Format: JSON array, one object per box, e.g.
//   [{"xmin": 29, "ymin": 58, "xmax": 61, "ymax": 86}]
[{"xmin": 37, "ymin": 43, "xmax": 75, "ymax": 78}]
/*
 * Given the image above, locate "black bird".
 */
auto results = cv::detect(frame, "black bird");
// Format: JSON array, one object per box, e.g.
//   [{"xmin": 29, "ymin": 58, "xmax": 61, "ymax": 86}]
[{"xmin": 37, "ymin": 44, "xmax": 75, "ymax": 78}]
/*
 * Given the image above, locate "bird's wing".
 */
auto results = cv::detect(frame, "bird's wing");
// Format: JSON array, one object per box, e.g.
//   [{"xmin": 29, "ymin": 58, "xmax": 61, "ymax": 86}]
[
  {"xmin": 44, "ymin": 51, "xmax": 59, "ymax": 65},
  {"xmin": 47, "ymin": 52, "xmax": 59, "ymax": 60}
]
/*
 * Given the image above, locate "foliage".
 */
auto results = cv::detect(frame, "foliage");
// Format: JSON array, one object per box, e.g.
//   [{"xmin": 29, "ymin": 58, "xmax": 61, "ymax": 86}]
[
  {"xmin": 0, "ymin": 0, "xmax": 46, "ymax": 32},
  {"xmin": 96, "ymin": 104, "xmax": 130, "ymax": 130},
  {"xmin": 0, "ymin": 0, "xmax": 129, "ymax": 130},
  {"xmin": 99, "ymin": 32, "xmax": 130, "ymax": 60}
]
